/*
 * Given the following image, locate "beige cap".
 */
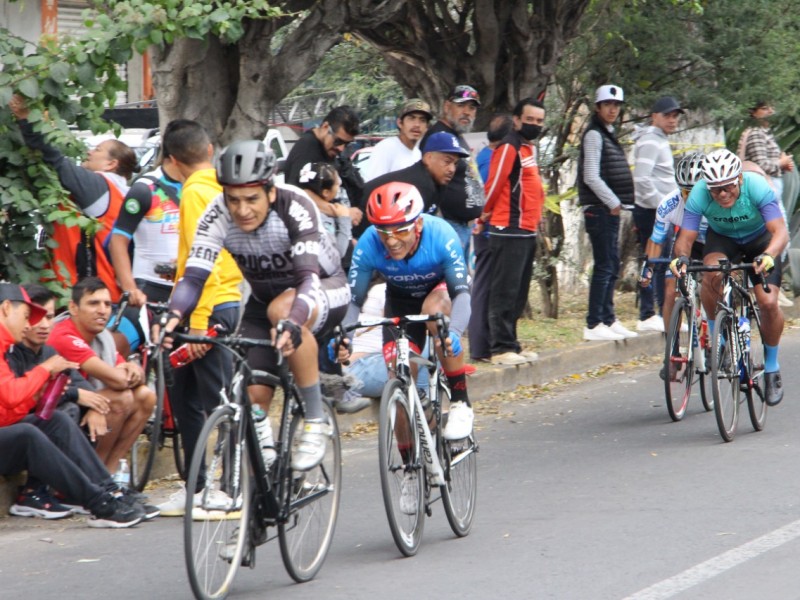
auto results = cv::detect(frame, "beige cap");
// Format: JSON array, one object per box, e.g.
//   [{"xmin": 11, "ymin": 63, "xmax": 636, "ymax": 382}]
[{"xmin": 399, "ymin": 98, "xmax": 433, "ymax": 120}]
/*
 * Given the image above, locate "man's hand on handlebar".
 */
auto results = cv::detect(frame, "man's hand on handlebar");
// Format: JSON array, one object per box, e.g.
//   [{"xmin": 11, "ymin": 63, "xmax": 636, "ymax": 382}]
[
  {"xmin": 272, "ymin": 319, "xmax": 303, "ymax": 357},
  {"xmin": 669, "ymin": 255, "xmax": 690, "ymax": 278},
  {"xmin": 754, "ymin": 253, "xmax": 775, "ymax": 275}
]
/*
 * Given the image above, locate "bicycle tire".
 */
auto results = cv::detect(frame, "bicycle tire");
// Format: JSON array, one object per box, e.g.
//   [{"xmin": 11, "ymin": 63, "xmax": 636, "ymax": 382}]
[
  {"xmin": 170, "ymin": 410, "xmax": 187, "ymax": 480},
  {"xmin": 184, "ymin": 406, "xmax": 251, "ymax": 600},
  {"xmin": 279, "ymin": 400, "xmax": 342, "ymax": 583},
  {"xmin": 711, "ymin": 309, "xmax": 739, "ymax": 442},
  {"xmin": 378, "ymin": 379, "xmax": 425, "ymax": 557},
  {"xmin": 439, "ymin": 381, "xmax": 477, "ymax": 537},
  {"xmin": 746, "ymin": 306, "xmax": 768, "ymax": 431},
  {"xmin": 699, "ymin": 343, "xmax": 713, "ymax": 412},
  {"xmin": 130, "ymin": 352, "xmax": 165, "ymax": 491},
  {"xmin": 664, "ymin": 297, "xmax": 692, "ymax": 422}
]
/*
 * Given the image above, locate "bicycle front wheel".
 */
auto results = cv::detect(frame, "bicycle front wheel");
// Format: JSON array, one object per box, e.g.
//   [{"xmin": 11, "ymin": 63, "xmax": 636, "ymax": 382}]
[
  {"xmin": 130, "ymin": 353, "xmax": 165, "ymax": 491},
  {"xmin": 711, "ymin": 310, "xmax": 740, "ymax": 442},
  {"xmin": 184, "ymin": 406, "xmax": 251, "ymax": 600},
  {"xmin": 664, "ymin": 297, "xmax": 693, "ymax": 422},
  {"xmin": 437, "ymin": 380, "xmax": 477, "ymax": 537},
  {"xmin": 746, "ymin": 308, "xmax": 768, "ymax": 431},
  {"xmin": 378, "ymin": 379, "xmax": 425, "ymax": 557},
  {"xmin": 279, "ymin": 400, "xmax": 342, "ymax": 583}
]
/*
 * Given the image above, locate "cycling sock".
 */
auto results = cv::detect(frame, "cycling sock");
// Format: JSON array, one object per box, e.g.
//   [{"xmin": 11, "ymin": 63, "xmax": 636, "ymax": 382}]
[
  {"xmin": 764, "ymin": 344, "xmax": 780, "ymax": 373},
  {"xmin": 299, "ymin": 382, "xmax": 324, "ymax": 421},
  {"xmin": 444, "ymin": 368, "xmax": 469, "ymax": 406}
]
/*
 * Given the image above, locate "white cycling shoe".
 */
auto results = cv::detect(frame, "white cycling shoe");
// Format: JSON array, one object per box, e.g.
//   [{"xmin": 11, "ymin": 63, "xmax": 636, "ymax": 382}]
[
  {"xmin": 443, "ymin": 402, "xmax": 474, "ymax": 440},
  {"xmin": 291, "ymin": 420, "xmax": 331, "ymax": 472}
]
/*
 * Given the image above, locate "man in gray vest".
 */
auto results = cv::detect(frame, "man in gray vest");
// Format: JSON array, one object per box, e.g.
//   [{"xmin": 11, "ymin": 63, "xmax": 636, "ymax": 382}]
[{"xmin": 577, "ymin": 84, "xmax": 637, "ymax": 342}]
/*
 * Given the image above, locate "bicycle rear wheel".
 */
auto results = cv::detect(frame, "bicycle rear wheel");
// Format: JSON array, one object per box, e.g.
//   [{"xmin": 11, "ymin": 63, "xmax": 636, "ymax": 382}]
[
  {"xmin": 664, "ymin": 297, "xmax": 693, "ymax": 421},
  {"xmin": 168, "ymin": 404, "xmax": 187, "ymax": 480},
  {"xmin": 378, "ymin": 379, "xmax": 424, "ymax": 557},
  {"xmin": 437, "ymin": 380, "xmax": 477, "ymax": 537},
  {"xmin": 184, "ymin": 406, "xmax": 251, "ymax": 600},
  {"xmin": 746, "ymin": 307, "xmax": 768, "ymax": 431},
  {"xmin": 130, "ymin": 353, "xmax": 164, "ymax": 491},
  {"xmin": 279, "ymin": 400, "xmax": 341, "ymax": 583},
  {"xmin": 711, "ymin": 310, "xmax": 740, "ymax": 442}
]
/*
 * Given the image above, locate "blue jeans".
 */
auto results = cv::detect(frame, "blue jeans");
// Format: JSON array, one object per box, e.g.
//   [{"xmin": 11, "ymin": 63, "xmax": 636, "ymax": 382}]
[
  {"xmin": 342, "ymin": 345, "xmax": 432, "ymax": 402},
  {"xmin": 445, "ymin": 219, "xmax": 472, "ymax": 260},
  {"xmin": 633, "ymin": 206, "xmax": 668, "ymax": 320},
  {"xmin": 584, "ymin": 205, "xmax": 620, "ymax": 328}
]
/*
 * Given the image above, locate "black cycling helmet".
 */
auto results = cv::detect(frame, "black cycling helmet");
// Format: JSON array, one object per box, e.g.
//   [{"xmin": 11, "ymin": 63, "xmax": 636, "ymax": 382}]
[{"xmin": 215, "ymin": 140, "xmax": 276, "ymax": 186}]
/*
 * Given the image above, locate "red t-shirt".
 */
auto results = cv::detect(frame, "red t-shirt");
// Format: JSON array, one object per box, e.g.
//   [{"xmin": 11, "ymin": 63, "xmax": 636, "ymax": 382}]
[{"xmin": 48, "ymin": 318, "xmax": 122, "ymax": 379}]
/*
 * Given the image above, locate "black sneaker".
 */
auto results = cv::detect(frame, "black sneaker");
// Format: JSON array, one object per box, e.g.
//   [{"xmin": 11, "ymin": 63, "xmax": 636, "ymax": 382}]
[
  {"xmin": 118, "ymin": 489, "xmax": 160, "ymax": 520},
  {"xmin": 88, "ymin": 496, "xmax": 143, "ymax": 528},
  {"xmin": 9, "ymin": 488, "xmax": 72, "ymax": 520},
  {"xmin": 765, "ymin": 372, "xmax": 784, "ymax": 406}
]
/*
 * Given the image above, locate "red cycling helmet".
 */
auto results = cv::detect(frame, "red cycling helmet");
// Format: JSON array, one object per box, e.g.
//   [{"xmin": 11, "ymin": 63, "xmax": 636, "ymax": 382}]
[{"xmin": 366, "ymin": 182, "xmax": 424, "ymax": 226}]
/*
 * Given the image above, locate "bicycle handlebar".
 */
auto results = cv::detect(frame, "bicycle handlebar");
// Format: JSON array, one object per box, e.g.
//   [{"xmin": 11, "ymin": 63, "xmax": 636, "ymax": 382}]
[{"xmin": 677, "ymin": 260, "xmax": 770, "ymax": 293}]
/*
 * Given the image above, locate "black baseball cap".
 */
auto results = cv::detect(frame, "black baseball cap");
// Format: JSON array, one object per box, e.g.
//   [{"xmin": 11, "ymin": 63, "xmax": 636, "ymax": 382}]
[
  {"xmin": 651, "ymin": 96, "xmax": 685, "ymax": 115},
  {"xmin": 0, "ymin": 283, "xmax": 47, "ymax": 325}
]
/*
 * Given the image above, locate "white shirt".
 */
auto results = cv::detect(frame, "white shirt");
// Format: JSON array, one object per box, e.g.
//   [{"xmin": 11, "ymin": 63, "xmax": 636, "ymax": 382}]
[{"xmin": 364, "ymin": 137, "xmax": 420, "ymax": 182}]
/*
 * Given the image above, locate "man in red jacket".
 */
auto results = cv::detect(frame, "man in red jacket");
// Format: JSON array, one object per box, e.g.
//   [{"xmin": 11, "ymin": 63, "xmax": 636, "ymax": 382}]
[
  {"xmin": 477, "ymin": 97, "xmax": 546, "ymax": 365},
  {"xmin": 0, "ymin": 283, "xmax": 142, "ymax": 527}
]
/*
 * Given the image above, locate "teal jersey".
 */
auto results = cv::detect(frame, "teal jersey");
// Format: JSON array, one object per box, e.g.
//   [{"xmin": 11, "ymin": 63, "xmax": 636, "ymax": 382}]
[{"xmin": 683, "ymin": 172, "xmax": 783, "ymax": 243}]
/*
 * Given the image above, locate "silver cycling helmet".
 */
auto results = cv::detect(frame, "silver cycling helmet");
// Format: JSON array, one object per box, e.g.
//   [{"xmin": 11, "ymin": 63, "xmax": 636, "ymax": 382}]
[
  {"xmin": 216, "ymin": 140, "xmax": 276, "ymax": 186},
  {"xmin": 676, "ymin": 152, "xmax": 705, "ymax": 189},
  {"xmin": 701, "ymin": 149, "xmax": 742, "ymax": 187}
]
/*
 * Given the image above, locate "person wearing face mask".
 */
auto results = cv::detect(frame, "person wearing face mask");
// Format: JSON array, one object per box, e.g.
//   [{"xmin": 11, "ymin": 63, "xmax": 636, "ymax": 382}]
[{"xmin": 475, "ymin": 97, "xmax": 546, "ymax": 365}]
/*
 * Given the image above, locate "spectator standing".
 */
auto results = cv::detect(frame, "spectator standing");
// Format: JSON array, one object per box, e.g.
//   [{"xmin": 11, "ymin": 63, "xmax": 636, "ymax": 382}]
[
  {"xmin": 470, "ymin": 114, "xmax": 514, "ymax": 363},
  {"xmin": 364, "ymin": 99, "xmax": 433, "ymax": 182},
  {"xmin": 156, "ymin": 127, "xmax": 244, "ymax": 516},
  {"xmin": 477, "ymin": 98, "xmax": 546, "ymax": 365},
  {"xmin": 577, "ymin": 84, "xmax": 637, "ymax": 342},
  {"xmin": 9, "ymin": 95, "xmax": 135, "ymax": 301},
  {"xmin": 738, "ymin": 101, "xmax": 794, "ymax": 201},
  {"xmin": 419, "ymin": 85, "xmax": 486, "ymax": 256},
  {"xmin": 632, "ymin": 96, "xmax": 685, "ymax": 332}
]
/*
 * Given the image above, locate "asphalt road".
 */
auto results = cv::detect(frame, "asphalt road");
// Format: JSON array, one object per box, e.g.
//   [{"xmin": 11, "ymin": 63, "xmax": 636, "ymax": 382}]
[{"xmin": 2, "ymin": 330, "xmax": 800, "ymax": 600}]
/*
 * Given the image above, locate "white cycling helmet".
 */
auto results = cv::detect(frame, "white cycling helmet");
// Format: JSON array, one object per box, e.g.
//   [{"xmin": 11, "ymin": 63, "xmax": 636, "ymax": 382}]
[
  {"xmin": 701, "ymin": 149, "xmax": 742, "ymax": 187},
  {"xmin": 676, "ymin": 152, "xmax": 705, "ymax": 189}
]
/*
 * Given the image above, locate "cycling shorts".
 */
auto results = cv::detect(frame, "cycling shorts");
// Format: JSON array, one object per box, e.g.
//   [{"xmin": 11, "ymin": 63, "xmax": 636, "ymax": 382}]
[
  {"xmin": 381, "ymin": 281, "xmax": 448, "ymax": 363},
  {"xmin": 703, "ymin": 228, "xmax": 782, "ymax": 287}
]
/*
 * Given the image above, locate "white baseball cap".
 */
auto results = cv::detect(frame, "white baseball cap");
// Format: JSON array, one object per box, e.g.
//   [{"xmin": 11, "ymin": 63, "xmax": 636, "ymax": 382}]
[{"xmin": 595, "ymin": 84, "xmax": 625, "ymax": 104}]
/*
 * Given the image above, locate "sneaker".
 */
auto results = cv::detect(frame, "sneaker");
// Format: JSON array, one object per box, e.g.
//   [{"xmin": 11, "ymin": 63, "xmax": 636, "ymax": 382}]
[
  {"xmin": 335, "ymin": 392, "xmax": 372, "ymax": 414},
  {"xmin": 88, "ymin": 496, "xmax": 143, "ymax": 529},
  {"xmin": 319, "ymin": 372, "xmax": 356, "ymax": 405},
  {"xmin": 156, "ymin": 485, "xmax": 203, "ymax": 517},
  {"xmin": 118, "ymin": 489, "xmax": 160, "ymax": 520},
  {"xmin": 637, "ymin": 315, "xmax": 665, "ymax": 332},
  {"xmin": 491, "ymin": 351, "xmax": 528, "ymax": 365},
  {"xmin": 777, "ymin": 289, "xmax": 794, "ymax": 308},
  {"xmin": 583, "ymin": 324, "xmax": 624, "ymax": 342},
  {"xmin": 254, "ymin": 414, "xmax": 277, "ymax": 468},
  {"xmin": 291, "ymin": 420, "xmax": 331, "ymax": 472},
  {"xmin": 10, "ymin": 488, "xmax": 73, "ymax": 520},
  {"xmin": 192, "ymin": 489, "xmax": 242, "ymax": 521},
  {"xmin": 765, "ymin": 372, "xmax": 784, "ymax": 406},
  {"xmin": 609, "ymin": 320, "xmax": 638, "ymax": 338},
  {"xmin": 443, "ymin": 402, "xmax": 474, "ymax": 440},
  {"xmin": 519, "ymin": 350, "xmax": 539, "ymax": 361},
  {"xmin": 399, "ymin": 471, "xmax": 418, "ymax": 515}
]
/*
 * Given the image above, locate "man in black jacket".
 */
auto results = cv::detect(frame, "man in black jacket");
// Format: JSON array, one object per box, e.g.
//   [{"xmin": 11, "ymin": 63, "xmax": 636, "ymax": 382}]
[{"xmin": 576, "ymin": 85, "xmax": 637, "ymax": 342}]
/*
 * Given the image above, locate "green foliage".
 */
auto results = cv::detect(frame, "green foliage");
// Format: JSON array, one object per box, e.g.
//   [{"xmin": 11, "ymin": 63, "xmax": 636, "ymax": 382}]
[{"xmin": 0, "ymin": 0, "xmax": 285, "ymax": 288}]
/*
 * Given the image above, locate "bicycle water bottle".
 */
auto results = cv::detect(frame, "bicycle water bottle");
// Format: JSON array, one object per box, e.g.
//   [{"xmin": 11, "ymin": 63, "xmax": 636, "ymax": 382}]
[
  {"xmin": 35, "ymin": 372, "xmax": 69, "ymax": 420},
  {"xmin": 113, "ymin": 458, "xmax": 131, "ymax": 490},
  {"xmin": 738, "ymin": 316, "xmax": 751, "ymax": 353},
  {"xmin": 169, "ymin": 324, "xmax": 223, "ymax": 368}
]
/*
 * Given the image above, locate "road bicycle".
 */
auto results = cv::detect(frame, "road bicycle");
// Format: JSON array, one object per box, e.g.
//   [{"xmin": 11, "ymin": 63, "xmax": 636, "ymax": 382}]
[
  {"xmin": 336, "ymin": 313, "xmax": 478, "ymax": 557},
  {"xmin": 685, "ymin": 259, "xmax": 769, "ymax": 442},
  {"xmin": 174, "ymin": 331, "xmax": 341, "ymax": 600},
  {"xmin": 663, "ymin": 260, "xmax": 712, "ymax": 421},
  {"xmin": 110, "ymin": 293, "xmax": 185, "ymax": 490}
]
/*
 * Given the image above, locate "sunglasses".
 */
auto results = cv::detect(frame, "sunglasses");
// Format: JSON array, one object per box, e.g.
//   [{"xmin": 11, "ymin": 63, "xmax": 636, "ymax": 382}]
[
  {"xmin": 709, "ymin": 181, "xmax": 739, "ymax": 195},
  {"xmin": 375, "ymin": 222, "xmax": 417, "ymax": 238},
  {"xmin": 327, "ymin": 127, "xmax": 352, "ymax": 148}
]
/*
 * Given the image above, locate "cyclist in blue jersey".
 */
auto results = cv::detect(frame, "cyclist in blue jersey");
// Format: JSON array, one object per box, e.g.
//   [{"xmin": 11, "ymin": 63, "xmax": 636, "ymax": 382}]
[
  {"xmin": 640, "ymin": 152, "xmax": 707, "ymax": 342},
  {"xmin": 670, "ymin": 149, "xmax": 788, "ymax": 406},
  {"xmin": 342, "ymin": 181, "xmax": 474, "ymax": 441}
]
